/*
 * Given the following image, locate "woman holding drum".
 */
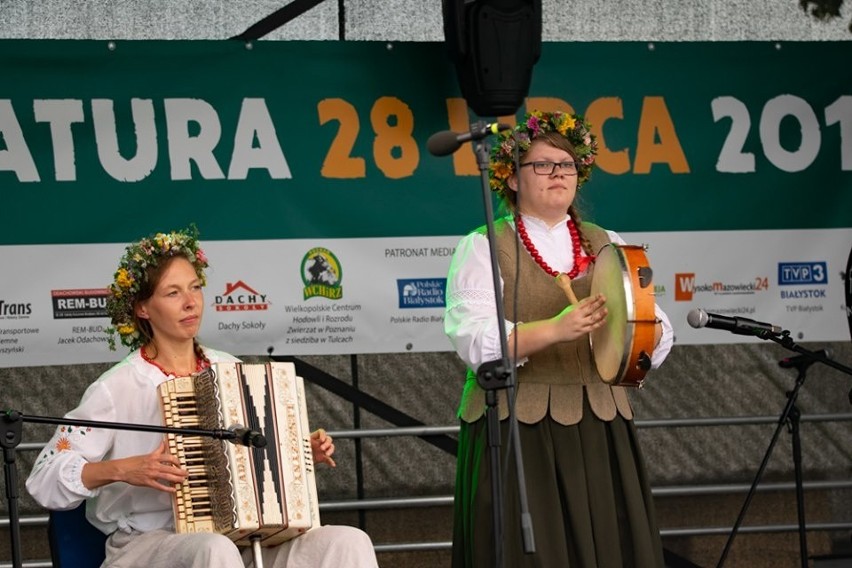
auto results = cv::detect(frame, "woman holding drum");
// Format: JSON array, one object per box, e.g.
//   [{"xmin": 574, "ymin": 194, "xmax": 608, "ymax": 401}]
[{"xmin": 445, "ymin": 110, "xmax": 674, "ymax": 567}]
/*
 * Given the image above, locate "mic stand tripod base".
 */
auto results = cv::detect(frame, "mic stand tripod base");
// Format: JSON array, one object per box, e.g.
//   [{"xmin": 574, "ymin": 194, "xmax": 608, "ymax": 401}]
[{"xmin": 715, "ymin": 356, "xmax": 813, "ymax": 568}]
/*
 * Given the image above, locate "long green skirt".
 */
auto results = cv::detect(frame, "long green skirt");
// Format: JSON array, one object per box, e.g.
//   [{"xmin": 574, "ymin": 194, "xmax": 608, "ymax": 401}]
[{"xmin": 452, "ymin": 397, "xmax": 664, "ymax": 568}]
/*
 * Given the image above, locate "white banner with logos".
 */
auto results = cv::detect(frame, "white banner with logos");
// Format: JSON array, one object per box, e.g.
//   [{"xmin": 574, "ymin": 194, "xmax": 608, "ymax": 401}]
[
  {"xmin": 0, "ymin": 228, "xmax": 849, "ymax": 368},
  {"xmin": 636, "ymin": 228, "xmax": 850, "ymax": 345}
]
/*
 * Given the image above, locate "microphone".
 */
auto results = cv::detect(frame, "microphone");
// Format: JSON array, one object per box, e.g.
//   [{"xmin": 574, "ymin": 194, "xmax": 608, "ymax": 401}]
[
  {"xmin": 686, "ymin": 308, "xmax": 783, "ymax": 337},
  {"xmin": 427, "ymin": 122, "xmax": 512, "ymax": 156},
  {"xmin": 225, "ymin": 424, "xmax": 267, "ymax": 448},
  {"xmin": 779, "ymin": 348, "xmax": 830, "ymax": 369}
]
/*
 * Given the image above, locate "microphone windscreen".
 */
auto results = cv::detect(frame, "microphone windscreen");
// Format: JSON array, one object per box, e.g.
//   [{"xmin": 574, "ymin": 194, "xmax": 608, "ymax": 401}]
[
  {"xmin": 427, "ymin": 130, "xmax": 461, "ymax": 157},
  {"xmin": 686, "ymin": 308, "xmax": 707, "ymax": 329}
]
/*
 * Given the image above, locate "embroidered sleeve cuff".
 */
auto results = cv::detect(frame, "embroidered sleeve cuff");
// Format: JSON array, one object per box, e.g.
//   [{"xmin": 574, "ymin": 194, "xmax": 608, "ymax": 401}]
[{"xmin": 62, "ymin": 454, "xmax": 100, "ymax": 499}]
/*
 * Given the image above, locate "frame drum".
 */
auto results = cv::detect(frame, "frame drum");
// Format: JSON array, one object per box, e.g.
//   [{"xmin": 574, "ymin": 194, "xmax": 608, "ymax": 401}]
[{"xmin": 589, "ymin": 243, "xmax": 657, "ymax": 387}]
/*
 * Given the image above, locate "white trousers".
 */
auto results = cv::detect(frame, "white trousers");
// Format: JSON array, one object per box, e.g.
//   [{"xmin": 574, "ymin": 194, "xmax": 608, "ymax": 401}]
[{"xmin": 102, "ymin": 525, "xmax": 379, "ymax": 568}]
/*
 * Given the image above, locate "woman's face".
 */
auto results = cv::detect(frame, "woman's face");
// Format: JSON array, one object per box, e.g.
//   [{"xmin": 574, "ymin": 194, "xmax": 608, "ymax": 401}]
[
  {"xmin": 135, "ymin": 257, "xmax": 204, "ymax": 346},
  {"xmin": 509, "ymin": 139, "xmax": 578, "ymax": 225}
]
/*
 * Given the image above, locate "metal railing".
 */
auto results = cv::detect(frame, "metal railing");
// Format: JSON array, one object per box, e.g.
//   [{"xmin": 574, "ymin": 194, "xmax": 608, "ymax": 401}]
[{"xmin": 3, "ymin": 412, "xmax": 851, "ymax": 567}]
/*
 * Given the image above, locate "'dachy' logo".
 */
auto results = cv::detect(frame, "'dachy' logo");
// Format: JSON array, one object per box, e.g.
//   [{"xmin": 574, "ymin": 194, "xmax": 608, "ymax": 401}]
[
  {"xmin": 213, "ymin": 280, "xmax": 270, "ymax": 312},
  {"xmin": 301, "ymin": 247, "xmax": 343, "ymax": 300}
]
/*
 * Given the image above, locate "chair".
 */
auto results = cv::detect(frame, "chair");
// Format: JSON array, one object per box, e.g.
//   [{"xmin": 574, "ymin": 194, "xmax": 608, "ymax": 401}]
[{"xmin": 47, "ymin": 502, "xmax": 107, "ymax": 568}]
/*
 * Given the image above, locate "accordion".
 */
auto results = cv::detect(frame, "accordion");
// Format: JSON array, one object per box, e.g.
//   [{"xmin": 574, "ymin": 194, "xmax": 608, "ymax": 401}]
[{"xmin": 158, "ymin": 361, "xmax": 320, "ymax": 546}]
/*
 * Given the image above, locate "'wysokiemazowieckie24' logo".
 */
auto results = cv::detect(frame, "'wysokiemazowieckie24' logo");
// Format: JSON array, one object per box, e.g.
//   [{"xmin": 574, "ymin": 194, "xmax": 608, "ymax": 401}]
[{"xmin": 301, "ymin": 247, "xmax": 343, "ymax": 300}]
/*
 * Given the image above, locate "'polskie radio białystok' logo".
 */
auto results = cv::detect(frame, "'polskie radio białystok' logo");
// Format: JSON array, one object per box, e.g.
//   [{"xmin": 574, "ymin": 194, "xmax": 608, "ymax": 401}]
[
  {"xmin": 397, "ymin": 278, "xmax": 446, "ymax": 309},
  {"xmin": 301, "ymin": 247, "xmax": 343, "ymax": 300}
]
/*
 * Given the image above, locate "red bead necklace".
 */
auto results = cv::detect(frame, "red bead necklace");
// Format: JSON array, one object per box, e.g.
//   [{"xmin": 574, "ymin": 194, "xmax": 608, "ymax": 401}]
[
  {"xmin": 516, "ymin": 215, "xmax": 585, "ymax": 279},
  {"xmin": 141, "ymin": 346, "xmax": 205, "ymax": 377}
]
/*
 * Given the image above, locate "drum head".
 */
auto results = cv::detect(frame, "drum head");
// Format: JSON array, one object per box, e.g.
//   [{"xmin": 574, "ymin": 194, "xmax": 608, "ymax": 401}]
[{"xmin": 589, "ymin": 244, "xmax": 634, "ymax": 383}]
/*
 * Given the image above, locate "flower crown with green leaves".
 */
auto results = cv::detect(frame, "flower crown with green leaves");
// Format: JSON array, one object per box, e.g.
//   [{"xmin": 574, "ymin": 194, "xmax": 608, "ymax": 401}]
[
  {"xmin": 489, "ymin": 110, "xmax": 598, "ymax": 196},
  {"xmin": 105, "ymin": 226, "xmax": 209, "ymax": 351}
]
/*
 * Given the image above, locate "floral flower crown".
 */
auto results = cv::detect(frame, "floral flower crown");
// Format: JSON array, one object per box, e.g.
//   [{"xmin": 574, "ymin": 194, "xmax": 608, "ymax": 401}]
[
  {"xmin": 489, "ymin": 110, "xmax": 598, "ymax": 196},
  {"xmin": 105, "ymin": 226, "xmax": 209, "ymax": 351}
]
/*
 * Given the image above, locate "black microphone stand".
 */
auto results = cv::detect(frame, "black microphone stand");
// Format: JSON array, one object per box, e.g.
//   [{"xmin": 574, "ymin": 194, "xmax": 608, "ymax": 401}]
[
  {"xmin": 716, "ymin": 331, "xmax": 852, "ymax": 568},
  {"xmin": 468, "ymin": 123, "xmax": 535, "ymax": 567},
  {"xmin": 1, "ymin": 409, "xmax": 266, "ymax": 568}
]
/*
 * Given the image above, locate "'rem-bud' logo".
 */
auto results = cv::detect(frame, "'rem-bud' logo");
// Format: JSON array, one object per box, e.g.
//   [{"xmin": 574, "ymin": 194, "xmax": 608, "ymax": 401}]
[
  {"xmin": 301, "ymin": 247, "xmax": 343, "ymax": 300},
  {"xmin": 51, "ymin": 289, "xmax": 109, "ymax": 319},
  {"xmin": 213, "ymin": 281, "xmax": 270, "ymax": 312}
]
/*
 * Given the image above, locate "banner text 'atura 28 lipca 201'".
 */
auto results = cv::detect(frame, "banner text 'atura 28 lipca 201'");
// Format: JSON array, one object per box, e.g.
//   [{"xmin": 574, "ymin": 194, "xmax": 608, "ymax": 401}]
[{"xmin": 0, "ymin": 40, "xmax": 850, "ymax": 368}]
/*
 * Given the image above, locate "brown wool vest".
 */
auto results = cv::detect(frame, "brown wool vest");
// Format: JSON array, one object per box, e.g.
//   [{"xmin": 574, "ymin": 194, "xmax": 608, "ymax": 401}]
[{"xmin": 457, "ymin": 219, "xmax": 633, "ymax": 425}]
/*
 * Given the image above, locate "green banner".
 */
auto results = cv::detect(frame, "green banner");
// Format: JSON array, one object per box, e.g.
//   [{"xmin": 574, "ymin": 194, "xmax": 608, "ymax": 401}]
[{"xmin": 1, "ymin": 40, "xmax": 849, "ymax": 245}]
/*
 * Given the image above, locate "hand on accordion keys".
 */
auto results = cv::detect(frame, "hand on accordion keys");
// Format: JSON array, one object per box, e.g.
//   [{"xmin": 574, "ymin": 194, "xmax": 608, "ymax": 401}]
[
  {"xmin": 95, "ymin": 440, "xmax": 187, "ymax": 494},
  {"xmin": 311, "ymin": 428, "xmax": 337, "ymax": 468}
]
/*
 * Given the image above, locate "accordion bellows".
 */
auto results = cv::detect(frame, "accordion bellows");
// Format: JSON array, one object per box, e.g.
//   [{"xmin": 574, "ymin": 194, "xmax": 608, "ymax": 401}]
[{"xmin": 158, "ymin": 362, "xmax": 320, "ymax": 546}]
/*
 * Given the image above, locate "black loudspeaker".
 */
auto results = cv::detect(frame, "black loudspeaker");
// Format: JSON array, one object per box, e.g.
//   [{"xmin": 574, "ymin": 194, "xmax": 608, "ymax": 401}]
[{"xmin": 442, "ymin": 0, "xmax": 542, "ymax": 117}]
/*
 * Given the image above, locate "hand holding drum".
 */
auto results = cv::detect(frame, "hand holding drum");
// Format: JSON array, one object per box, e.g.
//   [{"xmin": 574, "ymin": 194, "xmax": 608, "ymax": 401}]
[
  {"xmin": 562, "ymin": 244, "xmax": 658, "ymax": 387},
  {"xmin": 554, "ymin": 273, "xmax": 608, "ymax": 338}
]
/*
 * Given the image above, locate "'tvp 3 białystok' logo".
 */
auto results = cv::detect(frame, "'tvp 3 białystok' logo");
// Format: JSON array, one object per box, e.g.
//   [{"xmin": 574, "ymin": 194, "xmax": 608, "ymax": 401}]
[{"xmin": 777, "ymin": 262, "xmax": 827, "ymax": 286}]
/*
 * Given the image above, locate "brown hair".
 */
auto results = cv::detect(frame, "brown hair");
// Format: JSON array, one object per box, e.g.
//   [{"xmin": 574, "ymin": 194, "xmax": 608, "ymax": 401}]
[
  {"xmin": 131, "ymin": 254, "xmax": 206, "ymax": 363},
  {"xmin": 501, "ymin": 131, "xmax": 595, "ymax": 257}
]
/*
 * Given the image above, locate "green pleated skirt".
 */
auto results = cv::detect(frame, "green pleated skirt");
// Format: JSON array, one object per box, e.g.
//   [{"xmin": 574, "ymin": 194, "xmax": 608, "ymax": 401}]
[{"xmin": 452, "ymin": 396, "xmax": 664, "ymax": 568}]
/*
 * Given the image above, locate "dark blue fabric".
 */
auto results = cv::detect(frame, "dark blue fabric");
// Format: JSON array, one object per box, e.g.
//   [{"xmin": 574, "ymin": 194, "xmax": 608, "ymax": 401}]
[{"xmin": 48, "ymin": 503, "xmax": 107, "ymax": 568}]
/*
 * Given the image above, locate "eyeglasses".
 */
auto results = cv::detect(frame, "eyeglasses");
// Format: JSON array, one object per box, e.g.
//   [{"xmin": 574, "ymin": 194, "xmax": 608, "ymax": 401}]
[{"xmin": 519, "ymin": 161, "xmax": 578, "ymax": 176}]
